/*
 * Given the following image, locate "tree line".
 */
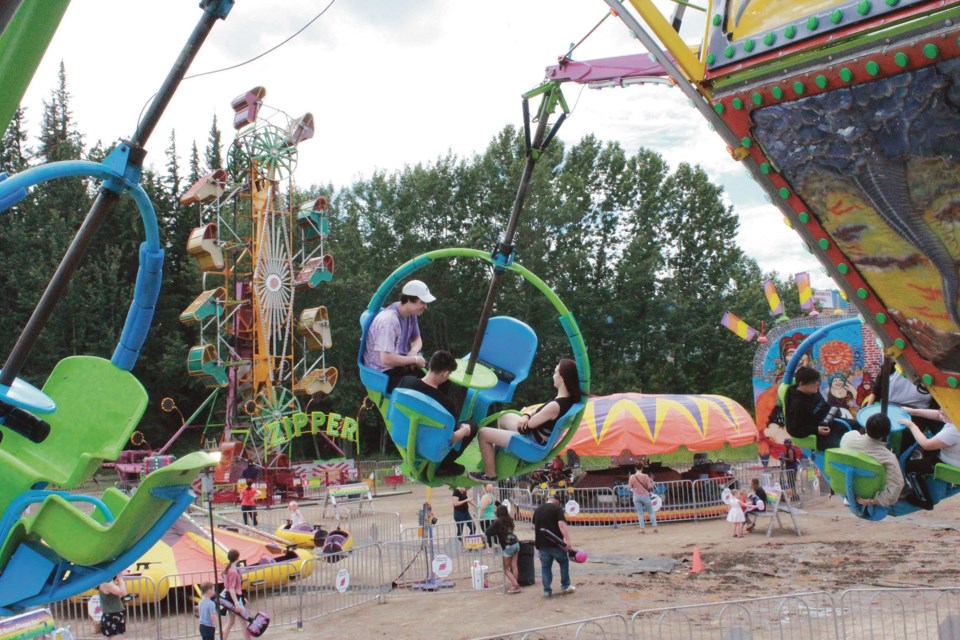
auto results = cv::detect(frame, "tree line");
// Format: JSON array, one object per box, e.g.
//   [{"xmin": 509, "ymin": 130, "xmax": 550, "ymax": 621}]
[{"xmin": 0, "ymin": 66, "xmax": 802, "ymax": 457}]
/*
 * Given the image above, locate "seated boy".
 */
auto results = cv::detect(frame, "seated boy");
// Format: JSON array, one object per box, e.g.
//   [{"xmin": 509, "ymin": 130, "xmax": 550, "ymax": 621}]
[
  {"xmin": 839, "ymin": 413, "xmax": 904, "ymax": 508},
  {"xmin": 786, "ymin": 367, "xmax": 847, "ymax": 451},
  {"xmin": 397, "ymin": 350, "xmax": 477, "ymax": 475}
]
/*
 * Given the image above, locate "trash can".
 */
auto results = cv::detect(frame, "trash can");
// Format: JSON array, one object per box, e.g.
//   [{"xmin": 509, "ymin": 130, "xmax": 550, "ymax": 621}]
[
  {"xmin": 517, "ymin": 540, "xmax": 536, "ymax": 586},
  {"xmin": 470, "ymin": 563, "xmax": 489, "ymax": 590}
]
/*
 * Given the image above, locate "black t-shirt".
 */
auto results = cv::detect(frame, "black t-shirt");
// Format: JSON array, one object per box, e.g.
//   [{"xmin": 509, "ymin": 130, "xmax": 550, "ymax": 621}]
[
  {"xmin": 452, "ymin": 488, "xmax": 470, "ymax": 515},
  {"xmin": 532, "ymin": 501, "xmax": 566, "ymax": 549},
  {"xmin": 397, "ymin": 376, "xmax": 457, "ymax": 416}
]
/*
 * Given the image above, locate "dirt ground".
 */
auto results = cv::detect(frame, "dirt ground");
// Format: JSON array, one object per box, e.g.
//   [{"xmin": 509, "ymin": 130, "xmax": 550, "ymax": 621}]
[{"xmin": 272, "ymin": 484, "xmax": 960, "ymax": 640}]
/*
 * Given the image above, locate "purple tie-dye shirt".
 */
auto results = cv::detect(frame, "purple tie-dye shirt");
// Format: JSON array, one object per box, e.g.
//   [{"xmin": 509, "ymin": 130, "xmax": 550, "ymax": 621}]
[{"xmin": 363, "ymin": 303, "xmax": 421, "ymax": 372}]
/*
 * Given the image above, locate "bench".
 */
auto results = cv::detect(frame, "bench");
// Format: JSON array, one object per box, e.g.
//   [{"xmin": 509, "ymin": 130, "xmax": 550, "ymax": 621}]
[{"xmin": 323, "ymin": 483, "xmax": 373, "ymax": 514}]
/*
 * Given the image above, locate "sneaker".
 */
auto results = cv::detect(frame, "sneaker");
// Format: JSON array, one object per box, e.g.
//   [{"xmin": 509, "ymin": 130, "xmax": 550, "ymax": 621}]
[
  {"xmin": 468, "ymin": 471, "xmax": 497, "ymax": 483},
  {"xmin": 507, "ymin": 586, "xmax": 522, "ymax": 594},
  {"xmin": 543, "ymin": 591, "xmax": 552, "ymax": 598},
  {"xmin": 559, "ymin": 585, "xmax": 576, "ymax": 595}
]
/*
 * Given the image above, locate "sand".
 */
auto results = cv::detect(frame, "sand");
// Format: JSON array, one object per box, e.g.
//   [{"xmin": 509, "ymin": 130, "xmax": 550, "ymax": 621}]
[{"xmin": 266, "ymin": 484, "xmax": 960, "ymax": 640}]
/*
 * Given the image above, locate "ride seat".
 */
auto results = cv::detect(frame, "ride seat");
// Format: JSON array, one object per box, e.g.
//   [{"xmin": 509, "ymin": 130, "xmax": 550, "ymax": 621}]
[
  {"xmin": 462, "ymin": 317, "xmax": 538, "ymax": 423},
  {"xmin": 357, "ymin": 310, "xmax": 389, "ymax": 397},
  {"xmin": 387, "ymin": 388, "xmax": 455, "ymax": 465},
  {"xmin": 824, "ymin": 448, "xmax": 893, "ymax": 520},
  {"xmin": 503, "ymin": 402, "xmax": 585, "ymax": 463},
  {"xmin": 0, "ymin": 356, "xmax": 148, "ymax": 515}
]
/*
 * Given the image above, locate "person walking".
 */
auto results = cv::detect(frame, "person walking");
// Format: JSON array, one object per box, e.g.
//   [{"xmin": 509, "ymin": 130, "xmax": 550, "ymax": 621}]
[
  {"xmin": 532, "ymin": 496, "xmax": 575, "ymax": 598},
  {"xmin": 628, "ymin": 466, "xmax": 658, "ymax": 534}
]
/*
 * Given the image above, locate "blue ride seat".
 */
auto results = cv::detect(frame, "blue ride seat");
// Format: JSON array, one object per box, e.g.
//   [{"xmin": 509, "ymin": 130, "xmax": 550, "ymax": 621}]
[
  {"xmin": 462, "ymin": 317, "xmax": 538, "ymax": 424},
  {"xmin": 358, "ymin": 310, "xmax": 390, "ymax": 397},
  {"xmin": 388, "ymin": 388, "xmax": 456, "ymax": 465},
  {"xmin": 503, "ymin": 402, "xmax": 585, "ymax": 463}
]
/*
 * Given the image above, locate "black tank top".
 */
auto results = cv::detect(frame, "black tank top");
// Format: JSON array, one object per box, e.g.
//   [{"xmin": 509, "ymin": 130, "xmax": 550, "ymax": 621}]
[{"xmin": 529, "ymin": 396, "xmax": 575, "ymax": 445}]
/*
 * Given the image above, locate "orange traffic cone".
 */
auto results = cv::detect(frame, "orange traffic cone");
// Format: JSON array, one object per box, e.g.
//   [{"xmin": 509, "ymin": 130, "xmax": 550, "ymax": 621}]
[{"xmin": 690, "ymin": 546, "xmax": 703, "ymax": 574}]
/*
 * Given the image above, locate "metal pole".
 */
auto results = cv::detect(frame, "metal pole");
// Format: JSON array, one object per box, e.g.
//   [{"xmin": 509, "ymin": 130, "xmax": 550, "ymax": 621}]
[
  {"xmin": 0, "ymin": 5, "xmax": 224, "ymax": 387},
  {"xmin": 464, "ymin": 98, "xmax": 553, "ymax": 376},
  {"xmin": 202, "ymin": 468, "xmax": 225, "ymax": 640}
]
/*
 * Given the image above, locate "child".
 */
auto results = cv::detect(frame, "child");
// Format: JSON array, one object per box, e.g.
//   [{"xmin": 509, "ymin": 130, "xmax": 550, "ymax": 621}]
[
  {"xmin": 727, "ymin": 488, "xmax": 746, "ymax": 537},
  {"xmin": 198, "ymin": 582, "xmax": 218, "ymax": 640},
  {"xmin": 288, "ymin": 501, "xmax": 304, "ymax": 528},
  {"xmin": 484, "ymin": 505, "xmax": 521, "ymax": 594},
  {"xmin": 239, "ymin": 480, "xmax": 258, "ymax": 527},
  {"xmin": 221, "ymin": 549, "xmax": 253, "ymax": 640}
]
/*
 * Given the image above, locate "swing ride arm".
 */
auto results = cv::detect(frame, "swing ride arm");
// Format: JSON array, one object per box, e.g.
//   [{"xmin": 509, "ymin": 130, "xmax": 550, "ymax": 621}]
[
  {"xmin": 0, "ymin": 0, "xmax": 235, "ymax": 401},
  {"xmin": 464, "ymin": 81, "xmax": 569, "ymax": 376}
]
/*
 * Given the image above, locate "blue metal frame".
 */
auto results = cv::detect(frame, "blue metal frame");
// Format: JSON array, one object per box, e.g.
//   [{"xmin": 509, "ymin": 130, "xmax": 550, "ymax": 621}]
[{"xmin": 0, "ymin": 149, "xmax": 162, "ymax": 374}]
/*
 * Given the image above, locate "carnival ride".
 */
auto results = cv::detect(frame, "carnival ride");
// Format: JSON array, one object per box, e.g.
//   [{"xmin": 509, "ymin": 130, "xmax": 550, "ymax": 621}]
[
  {"xmin": 175, "ymin": 86, "xmax": 345, "ymax": 500},
  {"xmin": 0, "ymin": 1, "xmax": 233, "ymax": 613},
  {"xmin": 563, "ymin": 0, "xmax": 960, "ymax": 516},
  {"xmin": 357, "ymin": 81, "xmax": 591, "ymax": 488},
  {"xmin": 533, "ymin": 392, "xmax": 759, "ymax": 524}
]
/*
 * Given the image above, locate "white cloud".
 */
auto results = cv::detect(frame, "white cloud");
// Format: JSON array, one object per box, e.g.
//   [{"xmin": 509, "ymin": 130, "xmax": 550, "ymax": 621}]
[{"xmin": 17, "ymin": 0, "xmax": 829, "ymax": 287}]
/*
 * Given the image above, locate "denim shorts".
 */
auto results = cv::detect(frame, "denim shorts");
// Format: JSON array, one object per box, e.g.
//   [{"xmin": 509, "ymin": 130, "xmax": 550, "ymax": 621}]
[{"xmin": 502, "ymin": 541, "xmax": 520, "ymax": 558}]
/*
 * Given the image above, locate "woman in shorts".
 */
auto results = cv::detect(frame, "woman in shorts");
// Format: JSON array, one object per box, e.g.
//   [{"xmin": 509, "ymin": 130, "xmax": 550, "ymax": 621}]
[{"xmin": 485, "ymin": 505, "xmax": 521, "ymax": 593}]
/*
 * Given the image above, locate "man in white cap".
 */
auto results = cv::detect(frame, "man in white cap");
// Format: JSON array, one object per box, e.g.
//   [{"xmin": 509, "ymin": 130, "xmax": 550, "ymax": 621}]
[{"xmin": 363, "ymin": 279, "xmax": 436, "ymax": 391}]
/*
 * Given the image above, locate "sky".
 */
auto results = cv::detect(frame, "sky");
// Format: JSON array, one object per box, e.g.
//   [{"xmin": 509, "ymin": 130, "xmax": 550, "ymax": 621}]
[{"xmin": 18, "ymin": 0, "xmax": 833, "ymax": 298}]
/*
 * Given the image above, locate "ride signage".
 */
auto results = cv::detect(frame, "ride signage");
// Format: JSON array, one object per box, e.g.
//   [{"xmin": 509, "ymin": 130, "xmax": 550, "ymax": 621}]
[{"xmin": 264, "ymin": 411, "xmax": 358, "ymax": 447}]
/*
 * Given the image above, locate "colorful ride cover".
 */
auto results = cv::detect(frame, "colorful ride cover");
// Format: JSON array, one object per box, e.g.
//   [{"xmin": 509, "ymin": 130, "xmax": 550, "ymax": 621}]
[
  {"xmin": 587, "ymin": 0, "xmax": 960, "ymax": 424},
  {"xmin": 752, "ymin": 314, "xmax": 883, "ymax": 429},
  {"xmin": 563, "ymin": 392, "xmax": 758, "ymax": 457}
]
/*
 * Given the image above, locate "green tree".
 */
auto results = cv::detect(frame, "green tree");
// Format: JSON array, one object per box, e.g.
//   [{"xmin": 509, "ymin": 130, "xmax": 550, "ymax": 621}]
[{"xmin": 204, "ymin": 115, "xmax": 222, "ymax": 172}]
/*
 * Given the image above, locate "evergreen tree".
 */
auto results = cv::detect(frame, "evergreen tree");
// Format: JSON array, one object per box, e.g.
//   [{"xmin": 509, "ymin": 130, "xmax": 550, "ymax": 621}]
[
  {"xmin": 0, "ymin": 107, "xmax": 29, "ymax": 174},
  {"xmin": 204, "ymin": 114, "xmax": 222, "ymax": 171},
  {"xmin": 188, "ymin": 141, "xmax": 201, "ymax": 184},
  {"xmin": 165, "ymin": 130, "xmax": 181, "ymax": 200}
]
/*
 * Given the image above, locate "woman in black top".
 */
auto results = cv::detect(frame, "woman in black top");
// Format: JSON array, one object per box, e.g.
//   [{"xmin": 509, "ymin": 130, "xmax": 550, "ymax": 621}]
[
  {"xmin": 470, "ymin": 359, "xmax": 581, "ymax": 482},
  {"xmin": 485, "ymin": 505, "xmax": 522, "ymax": 593},
  {"xmin": 452, "ymin": 487, "xmax": 476, "ymax": 537}
]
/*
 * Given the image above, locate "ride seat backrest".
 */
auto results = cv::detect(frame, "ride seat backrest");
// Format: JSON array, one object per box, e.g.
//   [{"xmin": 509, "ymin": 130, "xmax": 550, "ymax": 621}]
[
  {"xmin": 504, "ymin": 402, "xmax": 585, "ymax": 463},
  {"xmin": 473, "ymin": 317, "xmax": 537, "ymax": 383},
  {"xmin": 0, "ymin": 452, "xmax": 212, "ymax": 570},
  {"xmin": 387, "ymin": 388, "xmax": 456, "ymax": 464},
  {"xmin": 823, "ymin": 448, "xmax": 886, "ymax": 499},
  {"xmin": 778, "ymin": 382, "xmax": 818, "ymax": 451},
  {"xmin": 0, "ymin": 356, "xmax": 147, "ymax": 514},
  {"xmin": 357, "ymin": 310, "xmax": 389, "ymax": 395}
]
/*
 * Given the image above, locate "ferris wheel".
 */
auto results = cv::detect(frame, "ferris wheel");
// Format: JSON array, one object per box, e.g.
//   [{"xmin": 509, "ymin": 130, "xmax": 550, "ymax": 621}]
[{"xmin": 179, "ymin": 86, "xmax": 337, "ymax": 465}]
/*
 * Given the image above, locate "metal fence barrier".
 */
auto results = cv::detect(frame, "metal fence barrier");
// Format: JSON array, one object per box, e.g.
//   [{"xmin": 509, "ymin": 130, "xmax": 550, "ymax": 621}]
[
  {"xmin": 215, "ymin": 504, "xmax": 402, "ymax": 546},
  {"xmin": 299, "ymin": 542, "xmax": 385, "ymax": 623},
  {"xmin": 472, "ymin": 614, "xmax": 632, "ymax": 640},
  {"xmin": 838, "ymin": 588, "xmax": 960, "ymax": 639},
  {"xmin": 630, "ymin": 591, "xmax": 840, "ymax": 639},
  {"xmin": 357, "ymin": 459, "xmax": 410, "ymax": 496},
  {"xmin": 383, "ymin": 530, "xmax": 505, "ymax": 595}
]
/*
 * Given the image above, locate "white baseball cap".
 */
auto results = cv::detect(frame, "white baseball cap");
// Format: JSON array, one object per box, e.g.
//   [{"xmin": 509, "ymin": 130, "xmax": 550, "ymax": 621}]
[{"xmin": 401, "ymin": 280, "xmax": 436, "ymax": 303}]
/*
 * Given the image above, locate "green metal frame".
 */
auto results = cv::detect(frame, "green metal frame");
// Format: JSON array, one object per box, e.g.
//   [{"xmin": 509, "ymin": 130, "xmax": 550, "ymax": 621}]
[{"xmin": 362, "ymin": 247, "xmax": 590, "ymax": 486}]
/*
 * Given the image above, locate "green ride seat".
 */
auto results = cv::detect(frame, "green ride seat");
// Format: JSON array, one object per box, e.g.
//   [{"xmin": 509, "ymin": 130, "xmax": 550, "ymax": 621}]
[
  {"xmin": 824, "ymin": 448, "xmax": 890, "ymax": 520},
  {"xmin": 0, "ymin": 452, "xmax": 213, "ymax": 570},
  {"xmin": 934, "ymin": 463, "xmax": 960, "ymax": 485},
  {"xmin": 0, "ymin": 356, "xmax": 148, "ymax": 515}
]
